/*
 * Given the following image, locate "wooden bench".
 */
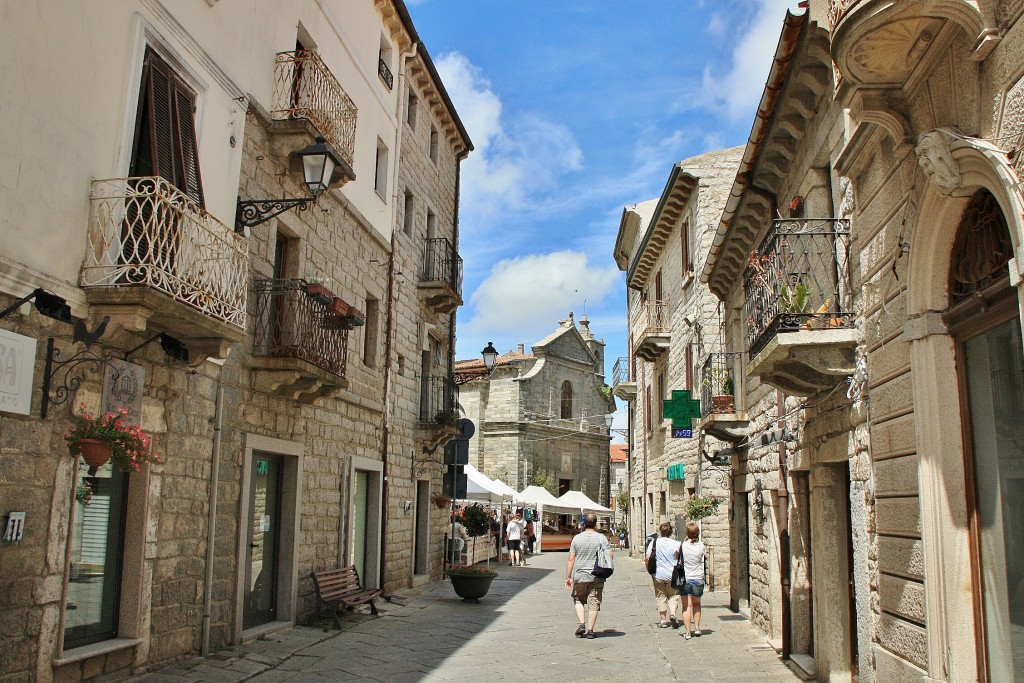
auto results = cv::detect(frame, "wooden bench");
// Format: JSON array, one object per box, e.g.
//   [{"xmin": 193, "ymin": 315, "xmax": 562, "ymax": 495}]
[{"xmin": 309, "ymin": 565, "xmax": 383, "ymax": 629}]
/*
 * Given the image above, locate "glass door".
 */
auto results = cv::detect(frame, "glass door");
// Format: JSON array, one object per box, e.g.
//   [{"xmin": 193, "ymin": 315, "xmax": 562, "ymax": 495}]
[
  {"xmin": 961, "ymin": 317, "xmax": 1024, "ymax": 680},
  {"xmin": 243, "ymin": 454, "xmax": 282, "ymax": 629}
]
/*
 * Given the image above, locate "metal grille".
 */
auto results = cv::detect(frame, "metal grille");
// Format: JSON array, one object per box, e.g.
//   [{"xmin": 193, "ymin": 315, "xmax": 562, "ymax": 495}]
[
  {"xmin": 949, "ymin": 189, "xmax": 1013, "ymax": 303},
  {"xmin": 743, "ymin": 218, "xmax": 853, "ymax": 358},
  {"xmin": 611, "ymin": 357, "xmax": 631, "ymax": 387},
  {"xmin": 421, "ymin": 238, "xmax": 463, "ymax": 297},
  {"xmin": 82, "ymin": 177, "xmax": 248, "ymax": 330},
  {"xmin": 827, "ymin": 0, "xmax": 863, "ymax": 30},
  {"xmin": 378, "ymin": 57, "xmax": 394, "ymax": 90},
  {"xmin": 251, "ymin": 278, "xmax": 349, "ymax": 377},
  {"xmin": 700, "ymin": 352, "xmax": 743, "ymax": 417},
  {"xmin": 271, "ymin": 50, "xmax": 357, "ymax": 168},
  {"xmin": 633, "ymin": 300, "xmax": 669, "ymax": 334},
  {"xmin": 419, "ymin": 375, "xmax": 456, "ymax": 423}
]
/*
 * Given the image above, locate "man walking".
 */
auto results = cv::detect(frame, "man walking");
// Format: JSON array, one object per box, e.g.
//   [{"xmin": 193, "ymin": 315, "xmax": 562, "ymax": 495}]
[
  {"xmin": 564, "ymin": 513, "xmax": 612, "ymax": 639},
  {"xmin": 506, "ymin": 512, "xmax": 524, "ymax": 566}
]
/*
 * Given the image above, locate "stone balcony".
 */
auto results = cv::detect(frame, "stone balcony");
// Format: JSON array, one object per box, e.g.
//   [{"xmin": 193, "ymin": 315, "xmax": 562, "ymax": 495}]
[
  {"xmin": 418, "ymin": 238, "xmax": 463, "ymax": 315},
  {"xmin": 697, "ymin": 352, "xmax": 749, "ymax": 442},
  {"xmin": 744, "ymin": 218, "xmax": 857, "ymax": 396},
  {"xmin": 611, "ymin": 356, "xmax": 637, "ymax": 402},
  {"xmin": 633, "ymin": 300, "xmax": 670, "ymax": 362},
  {"xmin": 81, "ymin": 177, "xmax": 248, "ymax": 363}
]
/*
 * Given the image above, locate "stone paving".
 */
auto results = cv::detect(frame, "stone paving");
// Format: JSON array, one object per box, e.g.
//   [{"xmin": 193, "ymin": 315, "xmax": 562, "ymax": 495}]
[{"xmin": 130, "ymin": 552, "xmax": 807, "ymax": 682}]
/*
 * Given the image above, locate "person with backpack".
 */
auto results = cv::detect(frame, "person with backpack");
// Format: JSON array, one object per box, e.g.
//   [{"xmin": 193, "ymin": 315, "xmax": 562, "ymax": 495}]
[
  {"xmin": 565, "ymin": 513, "xmax": 613, "ymax": 639},
  {"xmin": 645, "ymin": 522, "xmax": 682, "ymax": 628},
  {"xmin": 678, "ymin": 521, "xmax": 707, "ymax": 640}
]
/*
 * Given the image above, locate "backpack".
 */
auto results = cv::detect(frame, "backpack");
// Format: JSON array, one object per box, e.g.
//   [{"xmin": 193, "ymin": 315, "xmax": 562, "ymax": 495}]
[{"xmin": 593, "ymin": 542, "xmax": 614, "ymax": 579}]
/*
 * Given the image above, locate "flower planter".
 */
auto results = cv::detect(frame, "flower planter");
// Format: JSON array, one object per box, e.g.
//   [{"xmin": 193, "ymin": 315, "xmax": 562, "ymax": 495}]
[
  {"xmin": 328, "ymin": 297, "xmax": 348, "ymax": 316},
  {"xmin": 76, "ymin": 439, "xmax": 113, "ymax": 468},
  {"xmin": 305, "ymin": 283, "xmax": 334, "ymax": 306},
  {"xmin": 343, "ymin": 305, "xmax": 365, "ymax": 327},
  {"xmin": 446, "ymin": 572, "xmax": 496, "ymax": 601},
  {"xmin": 434, "ymin": 495, "xmax": 451, "ymax": 509},
  {"xmin": 710, "ymin": 395, "xmax": 735, "ymax": 413}
]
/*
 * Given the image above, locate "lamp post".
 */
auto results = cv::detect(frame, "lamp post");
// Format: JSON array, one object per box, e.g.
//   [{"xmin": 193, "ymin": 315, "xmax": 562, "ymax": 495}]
[
  {"xmin": 452, "ymin": 342, "xmax": 499, "ymax": 385},
  {"xmin": 235, "ymin": 137, "xmax": 343, "ymax": 231}
]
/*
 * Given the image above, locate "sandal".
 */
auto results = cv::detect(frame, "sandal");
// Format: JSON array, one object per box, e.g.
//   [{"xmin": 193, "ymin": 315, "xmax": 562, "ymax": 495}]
[{"xmin": 657, "ymin": 621, "xmax": 671, "ymax": 628}]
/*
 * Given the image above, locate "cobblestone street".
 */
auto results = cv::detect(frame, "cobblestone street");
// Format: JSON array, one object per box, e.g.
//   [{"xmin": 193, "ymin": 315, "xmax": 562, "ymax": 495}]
[{"xmin": 132, "ymin": 552, "xmax": 804, "ymax": 683}]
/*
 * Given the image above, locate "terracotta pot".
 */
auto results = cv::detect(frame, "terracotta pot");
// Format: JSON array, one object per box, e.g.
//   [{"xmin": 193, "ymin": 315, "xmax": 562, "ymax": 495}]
[
  {"xmin": 711, "ymin": 395, "xmax": 735, "ymax": 414},
  {"xmin": 434, "ymin": 495, "xmax": 451, "ymax": 509},
  {"xmin": 328, "ymin": 297, "xmax": 348, "ymax": 316},
  {"xmin": 305, "ymin": 283, "xmax": 334, "ymax": 305},
  {"xmin": 77, "ymin": 439, "xmax": 113, "ymax": 468}
]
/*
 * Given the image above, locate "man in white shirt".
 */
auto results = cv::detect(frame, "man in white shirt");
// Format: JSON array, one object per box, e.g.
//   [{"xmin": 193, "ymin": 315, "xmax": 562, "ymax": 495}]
[{"xmin": 506, "ymin": 513, "xmax": 524, "ymax": 566}]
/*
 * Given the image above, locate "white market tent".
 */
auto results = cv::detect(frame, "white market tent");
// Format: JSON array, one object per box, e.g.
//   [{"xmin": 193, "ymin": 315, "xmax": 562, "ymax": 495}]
[
  {"xmin": 490, "ymin": 479, "xmax": 518, "ymax": 498},
  {"xmin": 515, "ymin": 485, "xmax": 579, "ymax": 514},
  {"xmin": 461, "ymin": 463, "xmax": 508, "ymax": 504},
  {"xmin": 556, "ymin": 490, "xmax": 612, "ymax": 514}
]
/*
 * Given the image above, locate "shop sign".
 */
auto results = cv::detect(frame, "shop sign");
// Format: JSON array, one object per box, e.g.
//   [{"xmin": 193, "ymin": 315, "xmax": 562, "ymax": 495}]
[{"xmin": 0, "ymin": 329, "xmax": 37, "ymax": 416}]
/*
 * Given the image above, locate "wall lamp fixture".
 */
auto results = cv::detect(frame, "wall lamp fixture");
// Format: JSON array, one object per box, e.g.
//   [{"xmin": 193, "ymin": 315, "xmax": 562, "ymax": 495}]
[
  {"xmin": 452, "ymin": 342, "xmax": 499, "ymax": 385},
  {"xmin": 235, "ymin": 137, "xmax": 342, "ymax": 232},
  {"xmin": 0, "ymin": 288, "xmax": 73, "ymax": 323}
]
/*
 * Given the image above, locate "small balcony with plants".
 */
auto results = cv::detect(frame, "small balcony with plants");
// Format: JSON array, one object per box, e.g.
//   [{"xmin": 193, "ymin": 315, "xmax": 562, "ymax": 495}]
[
  {"xmin": 269, "ymin": 49, "xmax": 357, "ymax": 183},
  {"xmin": 250, "ymin": 277, "xmax": 355, "ymax": 402},
  {"xmin": 418, "ymin": 237, "xmax": 464, "ymax": 315},
  {"xmin": 744, "ymin": 218, "xmax": 857, "ymax": 396},
  {"xmin": 81, "ymin": 177, "xmax": 248, "ymax": 361},
  {"xmin": 418, "ymin": 375, "xmax": 459, "ymax": 450},
  {"xmin": 611, "ymin": 356, "xmax": 637, "ymax": 401},
  {"xmin": 697, "ymin": 352, "xmax": 748, "ymax": 441},
  {"xmin": 633, "ymin": 300, "xmax": 670, "ymax": 362}
]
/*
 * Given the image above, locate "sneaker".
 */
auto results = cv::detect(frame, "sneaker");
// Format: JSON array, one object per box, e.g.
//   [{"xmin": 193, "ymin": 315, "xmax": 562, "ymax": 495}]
[
  {"xmin": 585, "ymin": 630, "xmax": 596, "ymax": 639},
  {"xmin": 575, "ymin": 623, "xmax": 586, "ymax": 637},
  {"xmin": 693, "ymin": 629, "xmax": 702, "ymax": 637},
  {"xmin": 669, "ymin": 615, "xmax": 678, "ymax": 628},
  {"xmin": 683, "ymin": 632, "xmax": 692, "ymax": 640}
]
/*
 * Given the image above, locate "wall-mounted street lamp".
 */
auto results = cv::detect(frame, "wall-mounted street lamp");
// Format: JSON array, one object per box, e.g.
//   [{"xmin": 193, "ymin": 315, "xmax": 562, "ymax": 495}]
[
  {"xmin": 452, "ymin": 342, "xmax": 499, "ymax": 385},
  {"xmin": 235, "ymin": 137, "xmax": 342, "ymax": 232},
  {"xmin": 0, "ymin": 288, "xmax": 73, "ymax": 323}
]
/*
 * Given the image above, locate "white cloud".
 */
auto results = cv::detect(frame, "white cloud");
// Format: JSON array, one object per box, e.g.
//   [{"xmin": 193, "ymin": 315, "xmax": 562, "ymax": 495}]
[
  {"xmin": 699, "ymin": 0, "xmax": 800, "ymax": 120},
  {"xmin": 435, "ymin": 52, "xmax": 583, "ymax": 224},
  {"xmin": 462, "ymin": 251, "xmax": 620, "ymax": 345}
]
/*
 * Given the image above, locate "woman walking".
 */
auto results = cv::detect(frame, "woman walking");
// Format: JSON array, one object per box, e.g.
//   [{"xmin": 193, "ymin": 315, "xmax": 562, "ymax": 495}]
[
  {"xmin": 679, "ymin": 522, "xmax": 706, "ymax": 640},
  {"xmin": 645, "ymin": 522, "xmax": 682, "ymax": 628}
]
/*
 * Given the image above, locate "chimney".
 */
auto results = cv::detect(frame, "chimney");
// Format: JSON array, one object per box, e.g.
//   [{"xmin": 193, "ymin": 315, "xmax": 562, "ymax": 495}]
[{"xmin": 517, "ymin": 343, "xmax": 525, "ymax": 354}]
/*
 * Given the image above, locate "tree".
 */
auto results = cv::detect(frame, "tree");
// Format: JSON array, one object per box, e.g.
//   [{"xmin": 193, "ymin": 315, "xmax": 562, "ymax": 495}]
[
  {"xmin": 617, "ymin": 488, "xmax": 629, "ymax": 517},
  {"xmin": 531, "ymin": 470, "xmax": 556, "ymax": 496}
]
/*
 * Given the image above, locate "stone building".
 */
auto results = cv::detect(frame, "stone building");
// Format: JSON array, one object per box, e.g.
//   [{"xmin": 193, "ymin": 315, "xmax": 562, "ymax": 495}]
[
  {"xmin": 611, "ymin": 147, "xmax": 743, "ymax": 596},
  {"xmin": 455, "ymin": 316, "xmax": 615, "ymax": 504},
  {"xmin": 0, "ymin": 1, "xmax": 469, "ymax": 680},
  {"xmin": 609, "ymin": 444, "xmax": 628, "ymax": 526},
  {"xmin": 701, "ymin": 2, "xmax": 1024, "ymax": 681}
]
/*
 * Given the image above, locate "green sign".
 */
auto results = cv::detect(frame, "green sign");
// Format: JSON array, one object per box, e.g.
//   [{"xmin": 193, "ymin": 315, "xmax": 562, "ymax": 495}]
[
  {"xmin": 666, "ymin": 463, "xmax": 686, "ymax": 481},
  {"xmin": 663, "ymin": 390, "xmax": 701, "ymax": 436}
]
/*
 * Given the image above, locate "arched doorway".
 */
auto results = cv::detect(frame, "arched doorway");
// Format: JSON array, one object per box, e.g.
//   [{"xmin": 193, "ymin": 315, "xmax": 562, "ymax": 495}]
[{"xmin": 943, "ymin": 189, "xmax": 1022, "ymax": 681}]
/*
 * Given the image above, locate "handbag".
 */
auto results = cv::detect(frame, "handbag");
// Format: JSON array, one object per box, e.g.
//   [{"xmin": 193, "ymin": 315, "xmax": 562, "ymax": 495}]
[
  {"xmin": 646, "ymin": 537, "xmax": 658, "ymax": 575},
  {"xmin": 670, "ymin": 546, "xmax": 686, "ymax": 589},
  {"xmin": 593, "ymin": 542, "xmax": 614, "ymax": 579}
]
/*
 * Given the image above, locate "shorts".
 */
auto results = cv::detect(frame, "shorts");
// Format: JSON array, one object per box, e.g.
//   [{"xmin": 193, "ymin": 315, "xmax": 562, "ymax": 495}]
[
  {"xmin": 679, "ymin": 579, "xmax": 705, "ymax": 597},
  {"xmin": 508, "ymin": 539, "xmax": 521, "ymax": 551},
  {"xmin": 651, "ymin": 578, "xmax": 679, "ymax": 613},
  {"xmin": 571, "ymin": 580, "xmax": 604, "ymax": 609}
]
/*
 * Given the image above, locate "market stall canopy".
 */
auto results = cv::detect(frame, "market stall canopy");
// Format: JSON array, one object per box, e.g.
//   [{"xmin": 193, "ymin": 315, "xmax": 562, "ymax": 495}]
[
  {"xmin": 556, "ymin": 490, "xmax": 612, "ymax": 513},
  {"xmin": 516, "ymin": 485, "xmax": 580, "ymax": 514},
  {"xmin": 490, "ymin": 479, "xmax": 518, "ymax": 498},
  {"xmin": 461, "ymin": 463, "xmax": 507, "ymax": 503}
]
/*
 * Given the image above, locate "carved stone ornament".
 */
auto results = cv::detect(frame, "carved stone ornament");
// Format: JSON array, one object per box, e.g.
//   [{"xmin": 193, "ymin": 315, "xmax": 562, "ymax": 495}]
[{"xmin": 915, "ymin": 129, "xmax": 961, "ymax": 194}]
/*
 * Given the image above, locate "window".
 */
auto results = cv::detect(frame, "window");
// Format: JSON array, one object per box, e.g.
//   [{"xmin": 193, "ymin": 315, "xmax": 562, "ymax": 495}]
[
  {"xmin": 429, "ymin": 125, "xmax": 439, "ymax": 163},
  {"xmin": 378, "ymin": 37, "xmax": 393, "ymax": 90},
  {"xmin": 374, "ymin": 139, "xmax": 388, "ymax": 198},
  {"xmin": 403, "ymin": 190, "xmax": 414, "ymax": 236},
  {"xmin": 681, "ymin": 220, "xmax": 691, "ymax": 279},
  {"xmin": 560, "ymin": 381, "xmax": 573, "ymax": 419},
  {"xmin": 363, "ymin": 296, "xmax": 380, "ymax": 367},
  {"xmin": 658, "ymin": 372, "xmax": 665, "ymax": 422},
  {"xmin": 426, "ymin": 209, "xmax": 436, "ymax": 239},
  {"xmin": 654, "ymin": 269, "xmax": 663, "ymax": 301},
  {"xmin": 685, "ymin": 345, "xmax": 693, "ymax": 391},
  {"xmin": 130, "ymin": 48, "xmax": 204, "ymax": 206},
  {"xmin": 644, "ymin": 385, "xmax": 652, "ymax": 433},
  {"xmin": 406, "ymin": 91, "xmax": 418, "ymax": 128}
]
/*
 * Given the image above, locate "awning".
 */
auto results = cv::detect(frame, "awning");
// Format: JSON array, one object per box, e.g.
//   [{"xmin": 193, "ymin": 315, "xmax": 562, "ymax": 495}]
[{"xmin": 555, "ymin": 490, "xmax": 612, "ymax": 514}]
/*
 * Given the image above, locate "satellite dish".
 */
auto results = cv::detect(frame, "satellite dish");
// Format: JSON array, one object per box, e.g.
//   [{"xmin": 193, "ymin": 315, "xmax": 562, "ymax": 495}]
[{"xmin": 456, "ymin": 418, "xmax": 475, "ymax": 439}]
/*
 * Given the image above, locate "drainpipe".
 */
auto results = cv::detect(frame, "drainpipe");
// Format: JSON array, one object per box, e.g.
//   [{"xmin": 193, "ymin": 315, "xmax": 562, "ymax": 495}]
[
  {"xmin": 201, "ymin": 371, "xmax": 225, "ymax": 656},
  {"xmin": 777, "ymin": 389, "xmax": 791, "ymax": 659},
  {"xmin": 639, "ymin": 361, "xmax": 649, "ymax": 542}
]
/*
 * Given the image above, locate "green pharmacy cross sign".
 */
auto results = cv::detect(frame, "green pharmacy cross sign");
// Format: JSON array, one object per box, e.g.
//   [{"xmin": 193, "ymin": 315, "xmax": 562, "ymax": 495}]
[{"xmin": 663, "ymin": 389, "xmax": 701, "ymax": 438}]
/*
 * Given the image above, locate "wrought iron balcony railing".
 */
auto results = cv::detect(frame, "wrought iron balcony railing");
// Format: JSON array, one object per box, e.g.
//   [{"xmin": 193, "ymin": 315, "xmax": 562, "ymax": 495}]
[
  {"xmin": 700, "ymin": 352, "xmax": 743, "ymax": 418},
  {"xmin": 612, "ymin": 357, "xmax": 631, "ymax": 386},
  {"xmin": 827, "ymin": 0, "xmax": 863, "ymax": 30},
  {"xmin": 743, "ymin": 218, "xmax": 853, "ymax": 358},
  {"xmin": 378, "ymin": 57, "xmax": 394, "ymax": 90},
  {"xmin": 251, "ymin": 278, "xmax": 350, "ymax": 377},
  {"xmin": 419, "ymin": 375, "xmax": 457, "ymax": 425},
  {"xmin": 272, "ymin": 50, "xmax": 357, "ymax": 168},
  {"xmin": 421, "ymin": 238, "xmax": 463, "ymax": 296},
  {"xmin": 82, "ymin": 177, "xmax": 248, "ymax": 330},
  {"xmin": 634, "ymin": 300, "xmax": 669, "ymax": 333}
]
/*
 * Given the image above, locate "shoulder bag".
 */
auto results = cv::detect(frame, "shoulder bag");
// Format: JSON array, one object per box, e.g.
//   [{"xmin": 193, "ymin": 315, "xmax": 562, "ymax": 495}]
[
  {"xmin": 646, "ymin": 537, "xmax": 658, "ymax": 575},
  {"xmin": 593, "ymin": 541, "xmax": 614, "ymax": 579}
]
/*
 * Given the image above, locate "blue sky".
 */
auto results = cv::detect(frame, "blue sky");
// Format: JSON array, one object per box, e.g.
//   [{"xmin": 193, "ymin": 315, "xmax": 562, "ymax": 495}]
[{"xmin": 405, "ymin": 1, "xmax": 799, "ymax": 430}]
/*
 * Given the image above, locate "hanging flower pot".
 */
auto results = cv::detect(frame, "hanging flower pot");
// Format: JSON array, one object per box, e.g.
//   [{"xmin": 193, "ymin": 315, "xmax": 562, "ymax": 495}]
[
  {"xmin": 434, "ymin": 494, "xmax": 451, "ymax": 509},
  {"xmin": 343, "ymin": 305, "xmax": 366, "ymax": 327},
  {"xmin": 304, "ymin": 282, "xmax": 334, "ymax": 306},
  {"xmin": 76, "ymin": 439, "xmax": 113, "ymax": 468}
]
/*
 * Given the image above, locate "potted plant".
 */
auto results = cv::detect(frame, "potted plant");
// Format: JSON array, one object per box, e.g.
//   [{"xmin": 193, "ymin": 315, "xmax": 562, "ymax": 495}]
[
  {"xmin": 343, "ymin": 304, "xmax": 366, "ymax": 327},
  {"xmin": 434, "ymin": 410, "xmax": 458, "ymax": 427},
  {"xmin": 778, "ymin": 280, "xmax": 812, "ymax": 328},
  {"xmin": 433, "ymin": 494, "xmax": 451, "ymax": 509},
  {"xmin": 304, "ymin": 277, "xmax": 334, "ymax": 305},
  {"xmin": 461, "ymin": 504, "xmax": 492, "ymax": 538},
  {"xmin": 445, "ymin": 565, "xmax": 498, "ymax": 601},
  {"xmin": 75, "ymin": 483, "xmax": 93, "ymax": 507},
  {"xmin": 684, "ymin": 495, "xmax": 721, "ymax": 521},
  {"xmin": 66, "ymin": 405, "xmax": 160, "ymax": 471}
]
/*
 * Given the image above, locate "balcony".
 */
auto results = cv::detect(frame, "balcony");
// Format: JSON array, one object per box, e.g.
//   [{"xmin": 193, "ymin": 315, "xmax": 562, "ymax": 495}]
[
  {"xmin": 377, "ymin": 57, "xmax": 394, "ymax": 90},
  {"xmin": 81, "ymin": 177, "xmax": 248, "ymax": 361},
  {"xmin": 744, "ymin": 218, "xmax": 857, "ymax": 396},
  {"xmin": 633, "ymin": 300, "xmax": 670, "ymax": 362},
  {"xmin": 698, "ymin": 352, "xmax": 749, "ymax": 442},
  {"xmin": 271, "ymin": 50, "xmax": 357, "ymax": 178},
  {"xmin": 611, "ymin": 356, "xmax": 637, "ymax": 402},
  {"xmin": 418, "ymin": 375, "xmax": 458, "ymax": 450},
  {"xmin": 418, "ymin": 238, "xmax": 463, "ymax": 315},
  {"xmin": 250, "ymin": 278, "xmax": 350, "ymax": 403}
]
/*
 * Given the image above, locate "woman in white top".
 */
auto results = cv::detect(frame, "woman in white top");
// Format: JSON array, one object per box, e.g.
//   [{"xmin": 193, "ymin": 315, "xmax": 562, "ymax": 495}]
[
  {"xmin": 644, "ymin": 522, "xmax": 682, "ymax": 627},
  {"xmin": 678, "ymin": 521, "xmax": 706, "ymax": 640}
]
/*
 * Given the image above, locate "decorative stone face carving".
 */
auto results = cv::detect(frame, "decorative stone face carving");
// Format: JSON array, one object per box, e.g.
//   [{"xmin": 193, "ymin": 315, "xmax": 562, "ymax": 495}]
[{"xmin": 915, "ymin": 130, "xmax": 961, "ymax": 193}]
